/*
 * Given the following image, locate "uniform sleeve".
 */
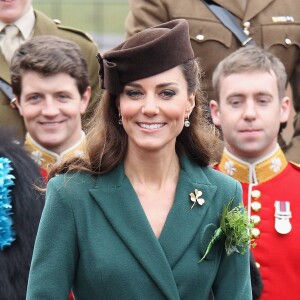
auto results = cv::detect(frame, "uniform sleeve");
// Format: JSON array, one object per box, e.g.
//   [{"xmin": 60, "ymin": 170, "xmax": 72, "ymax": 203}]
[
  {"xmin": 26, "ymin": 178, "xmax": 78, "ymax": 300},
  {"xmin": 125, "ymin": 0, "xmax": 169, "ymax": 38},
  {"xmin": 212, "ymin": 181, "xmax": 252, "ymax": 300},
  {"xmin": 82, "ymin": 41, "xmax": 101, "ymax": 129}
]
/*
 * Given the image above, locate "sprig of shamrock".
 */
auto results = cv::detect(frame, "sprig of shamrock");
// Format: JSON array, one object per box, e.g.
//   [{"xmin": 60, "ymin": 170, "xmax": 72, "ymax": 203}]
[{"xmin": 199, "ymin": 198, "xmax": 256, "ymax": 262}]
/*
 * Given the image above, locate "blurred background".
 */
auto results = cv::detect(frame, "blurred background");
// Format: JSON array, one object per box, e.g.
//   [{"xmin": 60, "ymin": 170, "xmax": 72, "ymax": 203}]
[{"xmin": 34, "ymin": 0, "xmax": 129, "ymax": 52}]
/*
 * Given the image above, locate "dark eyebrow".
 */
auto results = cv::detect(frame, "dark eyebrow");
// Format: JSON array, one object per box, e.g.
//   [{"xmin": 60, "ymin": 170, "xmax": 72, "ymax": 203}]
[
  {"xmin": 156, "ymin": 82, "xmax": 179, "ymax": 88},
  {"xmin": 125, "ymin": 83, "xmax": 141, "ymax": 88},
  {"xmin": 125, "ymin": 82, "xmax": 179, "ymax": 88}
]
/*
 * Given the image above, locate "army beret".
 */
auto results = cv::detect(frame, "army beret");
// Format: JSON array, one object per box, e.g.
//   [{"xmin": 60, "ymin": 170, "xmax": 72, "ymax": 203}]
[{"xmin": 97, "ymin": 19, "xmax": 194, "ymax": 95}]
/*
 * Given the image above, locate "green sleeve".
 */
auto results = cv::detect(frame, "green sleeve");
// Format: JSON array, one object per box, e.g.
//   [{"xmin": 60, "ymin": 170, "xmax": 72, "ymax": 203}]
[
  {"xmin": 26, "ymin": 178, "xmax": 78, "ymax": 299},
  {"xmin": 213, "ymin": 182, "xmax": 252, "ymax": 300}
]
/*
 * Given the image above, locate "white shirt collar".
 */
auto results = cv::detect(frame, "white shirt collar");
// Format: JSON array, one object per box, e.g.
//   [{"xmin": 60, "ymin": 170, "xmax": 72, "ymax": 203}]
[{"xmin": 0, "ymin": 6, "xmax": 35, "ymax": 39}]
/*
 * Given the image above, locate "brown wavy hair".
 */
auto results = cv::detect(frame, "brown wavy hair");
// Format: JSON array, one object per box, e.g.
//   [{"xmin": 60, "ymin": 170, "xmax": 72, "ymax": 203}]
[{"xmin": 48, "ymin": 59, "xmax": 220, "ymax": 179}]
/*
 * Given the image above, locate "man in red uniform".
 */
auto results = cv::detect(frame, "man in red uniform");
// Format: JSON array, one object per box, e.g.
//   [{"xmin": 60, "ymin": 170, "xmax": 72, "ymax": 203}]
[{"xmin": 210, "ymin": 45, "xmax": 300, "ymax": 300}]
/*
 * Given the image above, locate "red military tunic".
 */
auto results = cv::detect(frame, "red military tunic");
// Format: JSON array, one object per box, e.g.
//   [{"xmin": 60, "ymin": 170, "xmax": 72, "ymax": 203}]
[
  {"xmin": 24, "ymin": 131, "xmax": 86, "ymax": 181},
  {"xmin": 216, "ymin": 146, "xmax": 300, "ymax": 300}
]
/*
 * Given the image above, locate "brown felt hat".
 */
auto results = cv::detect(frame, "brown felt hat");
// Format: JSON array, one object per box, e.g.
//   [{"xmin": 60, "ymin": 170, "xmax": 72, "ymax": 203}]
[{"xmin": 97, "ymin": 19, "xmax": 194, "ymax": 95}]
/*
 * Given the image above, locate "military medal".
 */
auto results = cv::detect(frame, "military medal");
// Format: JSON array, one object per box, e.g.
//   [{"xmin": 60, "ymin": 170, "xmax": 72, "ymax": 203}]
[
  {"xmin": 272, "ymin": 16, "xmax": 294, "ymax": 22},
  {"xmin": 274, "ymin": 201, "xmax": 292, "ymax": 234}
]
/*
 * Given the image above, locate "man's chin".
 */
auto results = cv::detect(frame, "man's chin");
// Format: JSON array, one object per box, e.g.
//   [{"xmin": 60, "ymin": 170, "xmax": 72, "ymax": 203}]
[{"xmin": 36, "ymin": 139, "xmax": 63, "ymax": 153}]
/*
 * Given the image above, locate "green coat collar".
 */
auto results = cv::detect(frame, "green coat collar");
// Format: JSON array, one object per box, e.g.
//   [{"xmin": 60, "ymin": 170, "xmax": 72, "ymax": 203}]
[{"xmin": 90, "ymin": 156, "xmax": 217, "ymax": 299}]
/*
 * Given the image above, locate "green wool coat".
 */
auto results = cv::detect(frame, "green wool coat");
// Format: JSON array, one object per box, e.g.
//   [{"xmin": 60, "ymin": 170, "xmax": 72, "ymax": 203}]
[{"xmin": 27, "ymin": 156, "xmax": 251, "ymax": 299}]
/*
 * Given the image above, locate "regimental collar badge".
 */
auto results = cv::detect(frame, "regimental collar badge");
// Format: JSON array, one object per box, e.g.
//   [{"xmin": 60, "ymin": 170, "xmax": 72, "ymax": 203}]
[
  {"xmin": 274, "ymin": 201, "xmax": 292, "ymax": 234},
  {"xmin": 218, "ymin": 146, "xmax": 287, "ymax": 184}
]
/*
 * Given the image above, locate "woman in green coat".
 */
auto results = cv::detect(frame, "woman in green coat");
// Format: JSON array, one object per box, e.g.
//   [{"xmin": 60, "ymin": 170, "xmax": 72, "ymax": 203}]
[{"xmin": 26, "ymin": 19, "xmax": 252, "ymax": 299}]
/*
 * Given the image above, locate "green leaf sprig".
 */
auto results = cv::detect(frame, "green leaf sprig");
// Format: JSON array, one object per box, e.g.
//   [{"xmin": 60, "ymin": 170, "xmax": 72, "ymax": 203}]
[{"xmin": 199, "ymin": 198, "xmax": 256, "ymax": 262}]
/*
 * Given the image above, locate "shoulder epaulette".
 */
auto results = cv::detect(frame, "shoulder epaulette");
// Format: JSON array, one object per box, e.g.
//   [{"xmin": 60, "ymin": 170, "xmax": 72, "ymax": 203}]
[{"xmin": 52, "ymin": 19, "xmax": 94, "ymax": 42}]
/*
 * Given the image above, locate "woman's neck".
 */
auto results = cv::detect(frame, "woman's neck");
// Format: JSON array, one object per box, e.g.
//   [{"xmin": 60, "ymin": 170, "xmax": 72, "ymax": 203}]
[{"xmin": 124, "ymin": 149, "xmax": 180, "ymax": 191}]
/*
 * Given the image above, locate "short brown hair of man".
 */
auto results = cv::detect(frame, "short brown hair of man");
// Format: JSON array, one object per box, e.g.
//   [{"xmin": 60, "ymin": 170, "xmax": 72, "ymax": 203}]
[
  {"xmin": 10, "ymin": 35, "xmax": 90, "ymax": 99},
  {"xmin": 212, "ymin": 45, "xmax": 287, "ymax": 102}
]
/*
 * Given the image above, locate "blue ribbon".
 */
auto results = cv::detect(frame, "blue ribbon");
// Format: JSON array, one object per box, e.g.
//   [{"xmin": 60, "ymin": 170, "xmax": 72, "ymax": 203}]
[{"xmin": 0, "ymin": 157, "xmax": 15, "ymax": 250}]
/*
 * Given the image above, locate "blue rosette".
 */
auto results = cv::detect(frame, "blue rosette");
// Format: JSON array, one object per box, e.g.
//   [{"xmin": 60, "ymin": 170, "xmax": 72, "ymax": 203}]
[{"xmin": 0, "ymin": 157, "xmax": 16, "ymax": 250}]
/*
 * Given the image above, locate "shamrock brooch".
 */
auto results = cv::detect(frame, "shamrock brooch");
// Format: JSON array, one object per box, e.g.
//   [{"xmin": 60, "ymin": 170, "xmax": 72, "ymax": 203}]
[{"xmin": 190, "ymin": 189, "xmax": 205, "ymax": 209}]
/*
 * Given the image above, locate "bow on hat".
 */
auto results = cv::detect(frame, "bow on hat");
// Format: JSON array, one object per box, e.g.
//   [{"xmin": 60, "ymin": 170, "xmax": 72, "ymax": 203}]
[
  {"xmin": 97, "ymin": 54, "xmax": 122, "ymax": 95},
  {"xmin": 97, "ymin": 19, "xmax": 194, "ymax": 95}
]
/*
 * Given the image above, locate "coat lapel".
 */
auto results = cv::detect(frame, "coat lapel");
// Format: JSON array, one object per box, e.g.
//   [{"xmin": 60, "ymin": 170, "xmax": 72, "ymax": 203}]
[
  {"xmin": 158, "ymin": 157, "xmax": 217, "ymax": 268},
  {"xmin": 244, "ymin": 0, "xmax": 274, "ymax": 22},
  {"xmin": 0, "ymin": 55, "xmax": 10, "ymax": 84},
  {"xmin": 89, "ymin": 162, "xmax": 180, "ymax": 300},
  {"xmin": 213, "ymin": 0, "xmax": 275, "ymax": 22},
  {"xmin": 0, "ymin": 10, "xmax": 52, "ymax": 86},
  {"xmin": 33, "ymin": 10, "xmax": 58, "ymax": 36},
  {"xmin": 213, "ymin": 0, "xmax": 244, "ymax": 19}
]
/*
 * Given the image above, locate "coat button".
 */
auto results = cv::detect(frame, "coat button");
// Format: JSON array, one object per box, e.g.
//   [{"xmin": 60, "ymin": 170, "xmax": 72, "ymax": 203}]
[
  {"xmin": 251, "ymin": 201, "xmax": 262, "ymax": 212},
  {"xmin": 244, "ymin": 21, "xmax": 251, "ymax": 28},
  {"xmin": 243, "ymin": 21, "xmax": 251, "ymax": 35},
  {"xmin": 251, "ymin": 190, "xmax": 261, "ymax": 200},
  {"xmin": 285, "ymin": 37, "xmax": 292, "ymax": 45},
  {"xmin": 255, "ymin": 262, "xmax": 261, "ymax": 269},
  {"xmin": 53, "ymin": 19, "xmax": 61, "ymax": 25},
  {"xmin": 196, "ymin": 34, "xmax": 204, "ymax": 41},
  {"xmin": 252, "ymin": 228, "xmax": 260, "ymax": 238},
  {"xmin": 250, "ymin": 215, "xmax": 261, "ymax": 225}
]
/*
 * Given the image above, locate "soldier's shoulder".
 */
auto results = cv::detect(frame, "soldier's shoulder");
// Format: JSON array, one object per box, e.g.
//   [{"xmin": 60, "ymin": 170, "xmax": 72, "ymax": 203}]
[
  {"xmin": 289, "ymin": 161, "xmax": 300, "ymax": 171},
  {"xmin": 53, "ymin": 19, "xmax": 94, "ymax": 43},
  {"xmin": 53, "ymin": 19, "xmax": 94, "ymax": 42},
  {"xmin": 35, "ymin": 10, "xmax": 94, "ymax": 43}
]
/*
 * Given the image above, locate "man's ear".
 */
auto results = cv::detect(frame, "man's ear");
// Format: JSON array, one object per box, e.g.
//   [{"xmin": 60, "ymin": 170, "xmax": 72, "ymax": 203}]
[
  {"xmin": 14, "ymin": 97, "xmax": 23, "ymax": 116},
  {"xmin": 209, "ymin": 99, "xmax": 221, "ymax": 126},
  {"xmin": 279, "ymin": 96, "xmax": 290, "ymax": 123},
  {"xmin": 80, "ymin": 86, "xmax": 91, "ymax": 114}
]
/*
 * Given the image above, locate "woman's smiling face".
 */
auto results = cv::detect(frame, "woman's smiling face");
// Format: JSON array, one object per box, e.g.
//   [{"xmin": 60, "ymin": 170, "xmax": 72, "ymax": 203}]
[{"xmin": 118, "ymin": 66, "xmax": 195, "ymax": 154}]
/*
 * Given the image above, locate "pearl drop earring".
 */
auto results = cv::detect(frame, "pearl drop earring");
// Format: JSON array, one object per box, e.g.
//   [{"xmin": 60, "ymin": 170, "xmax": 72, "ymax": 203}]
[{"xmin": 184, "ymin": 118, "xmax": 190, "ymax": 127}]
